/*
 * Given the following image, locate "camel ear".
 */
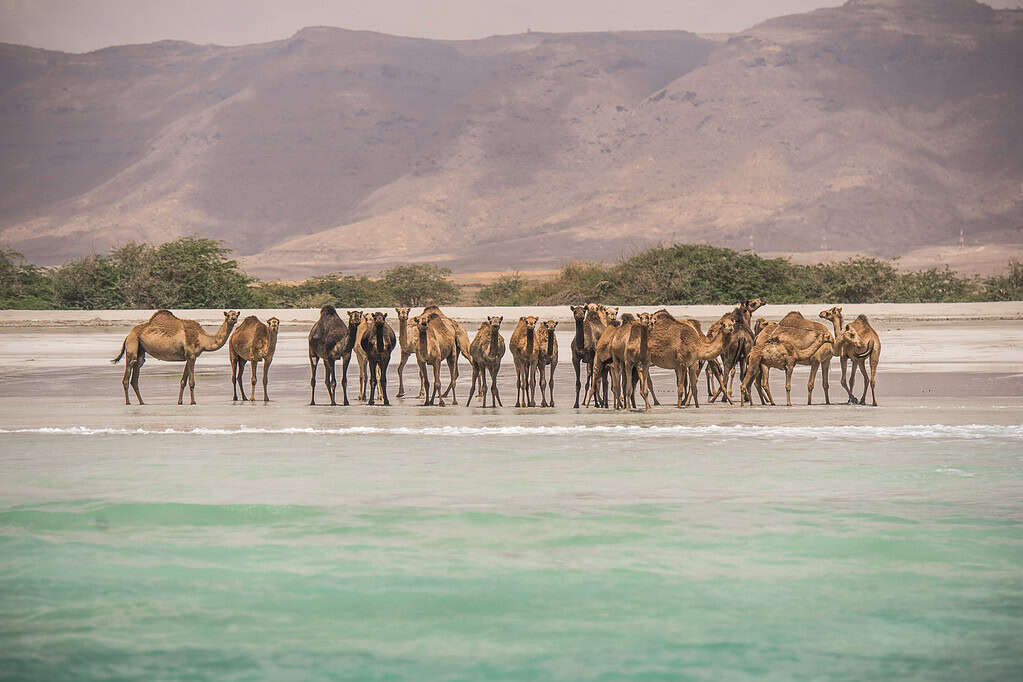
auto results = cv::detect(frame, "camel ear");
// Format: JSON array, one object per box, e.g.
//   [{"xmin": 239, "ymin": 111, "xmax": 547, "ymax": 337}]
[
  {"xmin": 552, "ymin": 321, "xmax": 559, "ymax": 328},
  {"xmin": 224, "ymin": 311, "xmax": 230, "ymax": 318},
  {"xmin": 520, "ymin": 316, "xmax": 527, "ymax": 322},
  {"xmin": 381, "ymin": 313, "xmax": 387, "ymax": 319}
]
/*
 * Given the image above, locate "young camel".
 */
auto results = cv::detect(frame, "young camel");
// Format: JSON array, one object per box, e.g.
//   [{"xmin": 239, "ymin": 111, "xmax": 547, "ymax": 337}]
[
  {"xmin": 819, "ymin": 307, "xmax": 882, "ymax": 406},
  {"xmin": 611, "ymin": 312, "xmax": 655, "ymax": 411},
  {"xmin": 537, "ymin": 320, "xmax": 559, "ymax": 407},
  {"xmin": 414, "ymin": 312, "xmax": 460, "ymax": 406},
  {"xmin": 466, "ymin": 316, "xmax": 506, "ymax": 407},
  {"xmin": 752, "ymin": 311, "xmax": 834, "ymax": 405},
  {"xmin": 672, "ymin": 317, "xmax": 735, "ymax": 408},
  {"xmin": 361, "ymin": 311, "xmax": 397, "ymax": 406},
  {"xmin": 113, "ymin": 310, "xmax": 239, "ymax": 405},
  {"xmin": 307, "ymin": 307, "xmax": 361, "ymax": 406},
  {"xmin": 740, "ymin": 330, "xmax": 830, "ymax": 407},
  {"xmin": 510, "ymin": 316, "xmax": 540, "ymax": 407},
  {"xmin": 838, "ymin": 323, "xmax": 881, "ymax": 406},
  {"xmin": 229, "ymin": 315, "xmax": 280, "ymax": 402}
]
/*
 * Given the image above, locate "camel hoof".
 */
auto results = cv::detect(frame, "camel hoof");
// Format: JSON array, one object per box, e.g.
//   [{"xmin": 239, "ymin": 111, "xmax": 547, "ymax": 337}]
[{"xmin": 439, "ymin": 400, "xmax": 446, "ymax": 407}]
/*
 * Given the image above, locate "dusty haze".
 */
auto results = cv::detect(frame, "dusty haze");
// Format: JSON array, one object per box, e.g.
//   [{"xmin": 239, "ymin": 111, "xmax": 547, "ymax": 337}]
[{"xmin": 1, "ymin": 0, "xmax": 1021, "ymax": 278}]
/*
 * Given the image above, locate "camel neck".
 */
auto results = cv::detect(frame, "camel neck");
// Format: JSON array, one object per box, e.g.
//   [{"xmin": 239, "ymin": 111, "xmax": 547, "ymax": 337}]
[
  {"xmin": 489, "ymin": 326, "xmax": 500, "ymax": 354},
  {"xmin": 546, "ymin": 329, "xmax": 554, "ymax": 357},
  {"xmin": 526, "ymin": 327, "xmax": 534, "ymax": 357},
  {"xmin": 419, "ymin": 326, "xmax": 428, "ymax": 349},
  {"xmin": 345, "ymin": 322, "xmax": 359, "ymax": 353},
  {"xmin": 638, "ymin": 324, "xmax": 648, "ymax": 358},
  {"xmin": 202, "ymin": 319, "xmax": 234, "ymax": 351},
  {"xmin": 375, "ymin": 324, "xmax": 384, "ymax": 350},
  {"xmin": 574, "ymin": 317, "xmax": 584, "ymax": 348}
]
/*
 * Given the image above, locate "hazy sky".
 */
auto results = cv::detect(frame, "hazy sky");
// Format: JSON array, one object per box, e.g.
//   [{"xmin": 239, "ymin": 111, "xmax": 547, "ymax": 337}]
[{"xmin": 1, "ymin": 0, "xmax": 1016, "ymax": 53}]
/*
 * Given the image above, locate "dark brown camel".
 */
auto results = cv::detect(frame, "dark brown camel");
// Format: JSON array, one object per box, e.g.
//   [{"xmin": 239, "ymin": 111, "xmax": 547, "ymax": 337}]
[
  {"xmin": 307, "ymin": 306, "xmax": 360, "ymax": 406},
  {"xmin": 361, "ymin": 311, "xmax": 397, "ymax": 406}
]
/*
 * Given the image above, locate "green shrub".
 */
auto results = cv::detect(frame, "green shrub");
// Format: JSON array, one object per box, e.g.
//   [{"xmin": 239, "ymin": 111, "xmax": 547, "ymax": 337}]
[
  {"xmin": 381, "ymin": 264, "xmax": 459, "ymax": 307},
  {"xmin": 982, "ymin": 261, "xmax": 1023, "ymax": 301},
  {"xmin": 0, "ymin": 249, "xmax": 54, "ymax": 308}
]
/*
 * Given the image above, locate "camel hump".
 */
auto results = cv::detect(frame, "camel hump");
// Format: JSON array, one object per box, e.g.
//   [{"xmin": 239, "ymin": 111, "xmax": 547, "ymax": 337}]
[
  {"xmin": 619, "ymin": 312, "xmax": 637, "ymax": 323},
  {"xmin": 778, "ymin": 311, "xmax": 807, "ymax": 325},
  {"xmin": 652, "ymin": 309, "xmax": 676, "ymax": 321},
  {"xmin": 423, "ymin": 305, "xmax": 443, "ymax": 316},
  {"xmin": 149, "ymin": 309, "xmax": 176, "ymax": 321},
  {"xmin": 856, "ymin": 314, "xmax": 870, "ymax": 324},
  {"xmin": 237, "ymin": 315, "xmax": 262, "ymax": 329}
]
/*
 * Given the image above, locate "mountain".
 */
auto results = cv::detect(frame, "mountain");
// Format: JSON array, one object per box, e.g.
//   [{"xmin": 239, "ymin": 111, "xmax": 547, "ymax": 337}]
[{"xmin": 1, "ymin": 0, "xmax": 1020, "ymax": 278}]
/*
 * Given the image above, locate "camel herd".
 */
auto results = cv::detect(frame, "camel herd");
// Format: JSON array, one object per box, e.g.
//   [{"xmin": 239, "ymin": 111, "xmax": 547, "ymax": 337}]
[{"xmin": 112, "ymin": 301, "xmax": 881, "ymax": 409}]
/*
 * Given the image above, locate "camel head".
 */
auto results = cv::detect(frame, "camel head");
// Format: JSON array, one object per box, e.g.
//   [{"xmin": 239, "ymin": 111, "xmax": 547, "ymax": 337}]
[
  {"xmin": 842, "ymin": 324, "xmax": 865, "ymax": 348},
  {"xmin": 715, "ymin": 317, "xmax": 736, "ymax": 337},
  {"xmin": 347, "ymin": 310, "xmax": 364, "ymax": 328},
  {"xmin": 604, "ymin": 307, "xmax": 619, "ymax": 324},
  {"xmin": 519, "ymin": 315, "xmax": 538, "ymax": 332},
  {"xmin": 819, "ymin": 306, "xmax": 842, "ymax": 322},
  {"xmin": 487, "ymin": 315, "xmax": 504, "ymax": 330},
  {"xmin": 541, "ymin": 319, "xmax": 558, "ymax": 334},
  {"xmin": 586, "ymin": 303, "xmax": 599, "ymax": 314},
  {"xmin": 266, "ymin": 317, "xmax": 280, "ymax": 333},
  {"xmin": 370, "ymin": 311, "xmax": 388, "ymax": 329},
  {"xmin": 637, "ymin": 312, "xmax": 654, "ymax": 329},
  {"xmin": 395, "ymin": 307, "xmax": 410, "ymax": 321},
  {"xmin": 754, "ymin": 318, "xmax": 770, "ymax": 336},
  {"xmin": 570, "ymin": 305, "xmax": 587, "ymax": 321},
  {"xmin": 224, "ymin": 310, "xmax": 240, "ymax": 327},
  {"xmin": 742, "ymin": 298, "xmax": 766, "ymax": 313}
]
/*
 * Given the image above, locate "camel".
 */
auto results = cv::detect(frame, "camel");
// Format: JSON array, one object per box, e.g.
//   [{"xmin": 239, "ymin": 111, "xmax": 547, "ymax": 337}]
[
  {"xmin": 569, "ymin": 303, "xmax": 619, "ymax": 408},
  {"xmin": 611, "ymin": 312, "xmax": 655, "ymax": 411},
  {"xmin": 352, "ymin": 312, "xmax": 373, "ymax": 401},
  {"xmin": 741, "ymin": 330, "xmax": 830, "ymax": 407},
  {"xmin": 669, "ymin": 317, "xmax": 736, "ymax": 408},
  {"xmin": 466, "ymin": 316, "xmax": 506, "ymax": 407},
  {"xmin": 510, "ymin": 315, "xmax": 540, "ymax": 407},
  {"xmin": 644, "ymin": 310, "xmax": 727, "ymax": 407},
  {"xmin": 819, "ymin": 307, "xmax": 882, "ymax": 406},
  {"xmin": 752, "ymin": 311, "xmax": 835, "ymax": 405},
  {"xmin": 537, "ymin": 320, "xmax": 559, "ymax": 407},
  {"xmin": 414, "ymin": 312, "xmax": 460, "ymax": 406},
  {"xmin": 707, "ymin": 298, "xmax": 765, "ymax": 402},
  {"xmin": 361, "ymin": 311, "xmax": 397, "ymax": 406},
  {"xmin": 394, "ymin": 307, "xmax": 423, "ymax": 399},
  {"xmin": 584, "ymin": 315, "xmax": 624, "ymax": 408},
  {"xmin": 228, "ymin": 315, "xmax": 280, "ymax": 402},
  {"xmin": 307, "ymin": 307, "xmax": 360, "ymax": 406},
  {"xmin": 113, "ymin": 309, "xmax": 239, "ymax": 405}
]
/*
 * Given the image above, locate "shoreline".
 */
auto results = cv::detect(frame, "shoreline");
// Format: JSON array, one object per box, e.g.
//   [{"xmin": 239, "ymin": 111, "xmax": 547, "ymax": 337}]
[{"xmin": 2, "ymin": 302, "xmax": 1022, "ymax": 328}]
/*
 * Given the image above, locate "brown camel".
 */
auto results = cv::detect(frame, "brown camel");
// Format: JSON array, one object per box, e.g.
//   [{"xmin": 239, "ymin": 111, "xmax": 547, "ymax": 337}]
[
  {"xmin": 707, "ymin": 299, "xmax": 765, "ymax": 402},
  {"xmin": 361, "ymin": 311, "xmax": 397, "ymax": 406},
  {"xmin": 466, "ymin": 316, "xmax": 506, "ymax": 408},
  {"xmin": 644, "ymin": 310, "xmax": 727, "ymax": 407},
  {"xmin": 229, "ymin": 315, "xmax": 280, "ymax": 402},
  {"xmin": 414, "ymin": 312, "xmax": 460, "ymax": 406},
  {"xmin": 570, "ymin": 303, "xmax": 619, "ymax": 408},
  {"xmin": 752, "ymin": 311, "xmax": 835, "ymax": 405},
  {"xmin": 113, "ymin": 310, "xmax": 240, "ymax": 405},
  {"xmin": 307, "ymin": 307, "xmax": 361, "ymax": 406},
  {"xmin": 819, "ymin": 307, "xmax": 882, "ymax": 406},
  {"xmin": 611, "ymin": 312, "xmax": 656, "ymax": 411},
  {"xmin": 352, "ymin": 312, "xmax": 373, "ymax": 401},
  {"xmin": 537, "ymin": 319, "xmax": 559, "ymax": 407},
  {"xmin": 741, "ymin": 330, "xmax": 830, "ymax": 407},
  {"xmin": 510, "ymin": 315, "xmax": 540, "ymax": 407},
  {"xmin": 671, "ymin": 317, "xmax": 735, "ymax": 408}
]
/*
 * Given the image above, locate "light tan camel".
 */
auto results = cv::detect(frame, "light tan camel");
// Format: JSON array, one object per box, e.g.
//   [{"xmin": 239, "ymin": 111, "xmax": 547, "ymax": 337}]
[
  {"xmin": 537, "ymin": 320, "xmax": 559, "ymax": 407},
  {"xmin": 466, "ymin": 316, "xmax": 506, "ymax": 408},
  {"xmin": 819, "ymin": 307, "xmax": 882, "ymax": 405},
  {"xmin": 394, "ymin": 307, "xmax": 423, "ymax": 399},
  {"xmin": 229, "ymin": 315, "xmax": 280, "ymax": 402},
  {"xmin": 584, "ymin": 316, "xmax": 624, "ymax": 408},
  {"xmin": 113, "ymin": 310, "xmax": 239, "ymax": 405},
  {"xmin": 413, "ymin": 312, "xmax": 460, "ymax": 406},
  {"xmin": 752, "ymin": 311, "xmax": 834, "ymax": 405},
  {"xmin": 741, "ymin": 330, "xmax": 830, "ymax": 407},
  {"xmin": 510, "ymin": 315, "xmax": 540, "ymax": 407},
  {"xmin": 673, "ymin": 317, "xmax": 735, "ymax": 408},
  {"xmin": 611, "ymin": 312, "xmax": 655, "ymax": 411},
  {"xmin": 352, "ymin": 312, "xmax": 374, "ymax": 401}
]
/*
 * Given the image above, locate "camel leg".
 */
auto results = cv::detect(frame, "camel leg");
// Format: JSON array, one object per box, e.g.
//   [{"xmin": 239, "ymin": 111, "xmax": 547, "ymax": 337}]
[
  {"xmin": 639, "ymin": 363, "xmax": 652, "ymax": 411},
  {"xmin": 583, "ymin": 362, "xmax": 598, "ymax": 407},
  {"xmin": 785, "ymin": 365, "xmax": 794, "ymax": 407},
  {"xmin": 396, "ymin": 350, "xmax": 409, "ymax": 398},
  {"xmin": 250, "ymin": 359, "xmax": 258, "ymax": 403},
  {"xmin": 807, "ymin": 361, "xmax": 818, "ymax": 406},
  {"xmin": 490, "ymin": 364, "xmax": 503, "ymax": 407},
  {"xmin": 839, "ymin": 356, "xmax": 854, "ymax": 403},
  {"xmin": 339, "ymin": 355, "xmax": 350, "ymax": 406},
  {"xmin": 858, "ymin": 359, "xmax": 870, "ymax": 406},
  {"xmin": 676, "ymin": 368, "xmax": 687, "ymax": 408},
  {"xmin": 867, "ymin": 354, "xmax": 878, "ymax": 406},
  {"xmin": 539, "ymin": 363, "xmax": 549, "ymax": 407},
  {"xmin": 262, "ymin": 359, "xmax": 272, "ymax": 402},
  {"xmin": 712, "ymin": 363, "xmax": 733, "ymax": 405},
  {"xmin": 367, "ymin": 359, "xmax": 377, "ymax": 405},
  {"xmin": 379, "ymin": 359, "xmax": 391, "ymax": 406},
  {"xmin": 230, "ymin": 354, "xmax": 239, "ymax": 401},
  {"xmin": 419, "ymin": 361, "xmax": 432, "ymax": 406},
  {"xmin": 527, "ymin": 361, "xmax": 538, "ymax": 408},
  {"xmin": 467, "ymin": 363, "xmax": 479, "ymax": 405},
  {"xmin": 549, "ymin": 360, "xmax": 557, "ymax": 407},
  {"xmin": 326, "ymin": 359, "xmax": 337, "ymax": 406},
  {"xmin": 122, "ymin": 356, "xmax": 134, "ymax": 405},
  {"xmin": 572, "ymin": 356, "xmax": 582, "ymax": 409},
  {"xmin": 646, "ymin": 367, "xmax": 661, "ymax": 406},
  {"xmin": 309, "ymin": 356, "xmax": 319, "ymax": 405},
  {"xmin": 445, "ymin": 355, "xmax": 458, "ymax": 405},
  {"xmin": 821, "ymin": 358, "xmax": 831, "ymax": 405},
  {"xmin": 186, "ymin": 357, "xmax": 197, "ymax": 405},
  {"xmin": 177, "ymin": 360, "xmax": 190, "ymax": 405},
  {"xmin": 847, "ymin": 360, "xmax": 860, "ymax": 404},
  {"xmin": 433, "ymin": 361, "xmax": 446, "ymax": 407},
  {"xmin": 688, "ymin": 364, "xmax": 700, "ymax": 408}
]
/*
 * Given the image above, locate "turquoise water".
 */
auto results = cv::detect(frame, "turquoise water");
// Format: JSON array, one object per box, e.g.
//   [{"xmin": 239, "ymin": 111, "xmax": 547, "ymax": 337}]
[{"xmin": 2, "ymin": 425, "xmax": 1022, "ymax": 680}]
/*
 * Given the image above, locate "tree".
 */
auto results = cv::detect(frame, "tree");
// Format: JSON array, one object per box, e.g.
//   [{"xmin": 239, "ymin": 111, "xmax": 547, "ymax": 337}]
[{"xmin": 381, "ymin": 264, "xmax": 459, "ymax": 306}]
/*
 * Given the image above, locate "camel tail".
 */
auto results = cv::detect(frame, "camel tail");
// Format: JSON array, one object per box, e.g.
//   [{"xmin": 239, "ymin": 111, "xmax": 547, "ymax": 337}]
[
  {"xmin": 855, "ymin": 340, "xmax": 874, "ymax": 359},
  {"xmin": 111, "ymin": 340, "xmax": 126, "ymax": 364}
]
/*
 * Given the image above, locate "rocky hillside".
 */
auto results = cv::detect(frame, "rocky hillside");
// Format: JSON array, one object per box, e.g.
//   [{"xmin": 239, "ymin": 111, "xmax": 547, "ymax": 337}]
[{"xmin": 1, "ymin": 0, "xmax": 1020, "ymax": 278}]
